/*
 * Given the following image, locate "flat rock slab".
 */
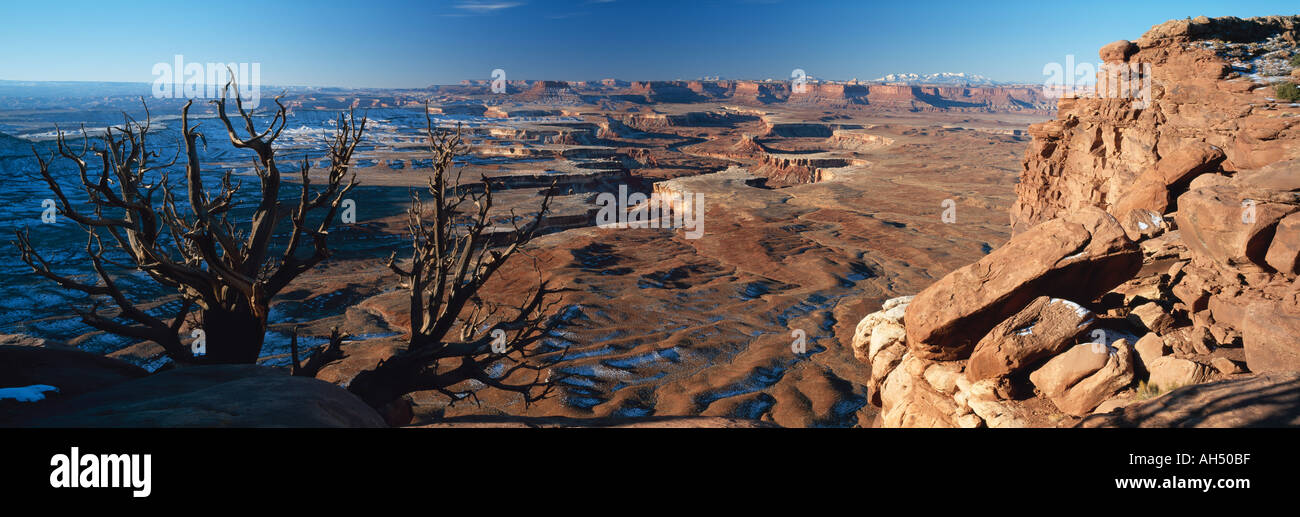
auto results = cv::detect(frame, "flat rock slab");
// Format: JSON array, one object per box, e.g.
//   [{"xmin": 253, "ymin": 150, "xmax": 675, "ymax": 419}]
[
  {"xmin": 1030, "ymin": 341, "xmax": 1135, "ymax": 416},
  {"xmin": 905, "ymin": 206, "xmax": 1140, "ymax": 360},
  {"xmin": 13, "ymin": 364, "xmax": 385, "ymax": 428},
  {"xmin": 411, "ymin": 415, "xmax": 781, "ymax": 428},
  {"xmin": 1242, "ymin": 301, "xmax": 1300, "ymax": 374},
  {"xmin": 0, "ymin": 345, "xmax": 147, "ymax": 395},
  {"xmin": 1078, "ymin": 372, "xmax": 1300, "ymax": 427},
  {"xmin": 0, "ymin": 345, "xmax": 148, "ymax": 424},
  {"xmin": 967, "ymin": 296, "xmax": 1095, "ymax": 381},
  {"xmin": 1176, "ymin": 185, "xmax": 1297, "ymax": 272}
]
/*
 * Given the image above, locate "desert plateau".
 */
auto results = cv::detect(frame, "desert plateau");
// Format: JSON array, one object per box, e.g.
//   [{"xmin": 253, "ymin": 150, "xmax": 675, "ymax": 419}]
[{"xmin": 1, "ymin": 4, "xmax": 1299, "ymax": 438}]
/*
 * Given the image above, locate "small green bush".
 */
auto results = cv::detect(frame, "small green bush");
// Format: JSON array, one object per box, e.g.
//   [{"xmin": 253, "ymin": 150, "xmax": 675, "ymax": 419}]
[
  {"xmin": 1275, "ymin": 81, "xmax": 1300, "ymax": 102},
  {"xmin": 1291, "ymin": 53, "xmax": 1300, "ymax": 67},
  {"xmin": 1135, "ymin": 381, "xmax": 1160, "ymax": 400},
  {"xmin": 1135, "ymin": 380, "xmax": 1182, "ymax": 401}
]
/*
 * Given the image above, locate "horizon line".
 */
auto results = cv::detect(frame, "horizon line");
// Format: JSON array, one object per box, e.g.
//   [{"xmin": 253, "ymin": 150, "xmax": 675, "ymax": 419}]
[{"xmin": 0, "ymin": 76, "xmax": 1055, "ymax": 91}]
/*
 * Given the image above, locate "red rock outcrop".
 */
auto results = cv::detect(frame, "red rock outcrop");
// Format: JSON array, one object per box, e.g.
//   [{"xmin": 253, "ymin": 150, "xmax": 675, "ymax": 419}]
[
  {"xmin": 1029, "ymin": 339, "xmax": 1135, "ymax": 416},
  {"xmin": 515, "ymin": 80, "xmax": 583, "ymax": 104},
  {"xmin": 966, "ymin": 296, "xmax": 1098, "ymax": 382},
  {"xmin": 851, "ymin": 15, "xmax": 1300, "ymax": 427},
  {"xmin": 1078, "ymin": 372, "xmax": 1300, "ymax": 427},
  {"xmin": 543, "ymin": 80, "xmax": 1058, "ymax": 112},
  {"xmin": 1012, "ymin": 15, "xmax": 1300, "ymax": 233},
  {"xmin": 862, "ymin": 85, "xmax": 1052, "ymax": 112},
  {"xmin": 904, "ymin": 206, "xmax": 1140, "ymax": 361},
  {"xmin": 754, "ymin": 154, "xmax": 858, "ymax": 184},
  {"xmin": 1010, "ymin": 15, "xmax": 1300, "ymax": 380}
]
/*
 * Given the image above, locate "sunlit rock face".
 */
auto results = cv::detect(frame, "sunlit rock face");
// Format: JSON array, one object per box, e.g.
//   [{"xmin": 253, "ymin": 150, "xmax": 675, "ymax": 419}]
[{"xmin": 850, "ymin": 15, "xmax": 1300, "ymax": 428}]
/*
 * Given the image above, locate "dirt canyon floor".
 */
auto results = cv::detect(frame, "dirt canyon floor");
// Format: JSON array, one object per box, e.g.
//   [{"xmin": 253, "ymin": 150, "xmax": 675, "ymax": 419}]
[
  {"xmin": 237, "ymin": 101, "xmax": 1050, "ymax": 427},
  {"xmin": 8, "ymin": 16, "xmax": 1300, "ymax": 430}
]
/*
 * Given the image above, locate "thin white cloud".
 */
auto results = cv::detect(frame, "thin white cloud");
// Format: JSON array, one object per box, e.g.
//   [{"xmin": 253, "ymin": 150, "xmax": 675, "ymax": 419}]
[
  {"xmin": 546, "ymin": 11, "xmax": 590, "ymax": 19},
  {"xmin": 454, "ymin": 1, "xmax": 524, "ymax": 13}
]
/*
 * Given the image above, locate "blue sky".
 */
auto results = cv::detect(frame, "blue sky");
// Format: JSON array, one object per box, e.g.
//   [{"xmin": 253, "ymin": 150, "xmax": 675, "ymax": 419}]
[{"xmin": 0, "ymin": 0, "xmax": 1294, "ymax": 88}]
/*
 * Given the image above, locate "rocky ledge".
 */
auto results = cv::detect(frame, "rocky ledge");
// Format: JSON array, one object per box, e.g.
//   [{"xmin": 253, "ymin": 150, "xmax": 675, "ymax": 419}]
[
  {"xmin": 848, "ymin": 15, "xmax": 1300, "ymax": 427},
  {"xmin": 0, "ymin": 344, "xmax": 386, "ymax": 427}
]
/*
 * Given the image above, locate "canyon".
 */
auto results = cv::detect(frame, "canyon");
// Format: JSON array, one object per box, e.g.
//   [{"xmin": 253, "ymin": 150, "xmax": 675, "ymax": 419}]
[
  {"xmin": 2, "ymin": 77, "xmax": 1041, "ymax": 426},
  {"xmin": 4, "ymin": 15, "xmax": 1299, "ymax": 428}
]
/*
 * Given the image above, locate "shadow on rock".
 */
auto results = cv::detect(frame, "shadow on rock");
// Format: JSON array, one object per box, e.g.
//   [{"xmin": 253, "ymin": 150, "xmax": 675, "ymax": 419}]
[
  {"xmin": 8, "ymin": 362, "xmax": 386, "ymax": 428},
  {"xmin": 1078, "ymin": 372, "xmax": 1300, "ymax": 427}
]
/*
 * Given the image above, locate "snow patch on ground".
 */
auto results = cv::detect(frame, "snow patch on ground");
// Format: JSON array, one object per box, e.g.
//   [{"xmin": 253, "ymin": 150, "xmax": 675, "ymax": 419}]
[
  {"xmin": 0, "ymin": 384, "xmax": 59, "ymax": 402},
  {"xmin": 1048, "ymin": 298, "xmax": 1092, "ymax": 319}
]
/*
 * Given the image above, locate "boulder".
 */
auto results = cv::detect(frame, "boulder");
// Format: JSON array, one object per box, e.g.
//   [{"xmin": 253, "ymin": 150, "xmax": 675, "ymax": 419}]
[
  {"xmin": 1176, "ymin": 185, "xmax": 1298, "ymax": 271},
  {"xmin": 877, "ymin": 352, "xmax": 1026, "ymax": 428},
  {"xmin": 1208, "ymin": 290, "xmax": 1264, "ymax": 332},
  {"xmin": 1029, "ymin": 340, "xmax": 1135, "ymax": 416},
  {"xmin": 0, "ymin": 345, "xmax": 150, "ymax": 423},
  {"xmin": 1153, "ymin": 142, "xmax": 1226, "ymax": 186},
  {"xmin": 877, "ymin": 354, "xmax": 968, "ymax": 427},
  {"xmin": 1211, "ymin": 357, "xmax": 1243, "ymax": 375},
  {"xmin": 1112, "ymin": 178, "xmax": 1172, "ymax": 219},
  {"xmin": 1002, "ymin": 14, "xmax": 1300, "ymax": 426},
  {"xmin": 1170, "ymin": 263, "xmax": 1217, "ymax": 311},
  {"xmin": 1208, "ymin": 322, "xmax": 1241, "ymax": 347},
  {"xmin": 1241, "ymin": 301, "xmax": 1300, "ymax": 374},
  {"xmin": 1127, "ymin": 302, "xmax": 1175, "ymax": 334},
  {"xmin": 1078, "ymin": 372, "xmax": 1300, "ymax": 427},
  {"xmin": 851, "ymin": 296, "xmax": 911, "ymax": 362},
  {"xmin": 966, "ymin": 296, "xmax": 1094, "ymax": 381},
  {"xmin": 850, "ymin": 295, "xmax": 912, "ymax": 406},
  {"xmin": 1182, "ymin": 325, "xmax": 1216, "ymax": 355},
  {"xmin": 13, "ymin": 365, "xmax": 386, "ymax": 427},
  {"xmin": 1188, "ymin": 173, "xmax": 1233, "ymax": 190},
  {"xmin": 1146, "ymin": 356, "xmax": 1212, "ymax": 390},
  {"xmin": 1264, "ymin": 212, "xmax": 1300, "ymax": 275},
  {"xmin": 1099, "ymin": 40, "xmax": 1138, "ymax": 63},
  {"xmin": 905, "ymin": 207, "xmax": 1141, "ymax": 360},
  {"xmin": 953, "ymin": 375, "xmax": 1027, "ymax": 428},
  {"xmin": 1111, "ymin": 142, "xmax": 1227, "ymax": 217},
  {"xmin": 0, "ymin": 345, "xmax": 147, "ymax": 397},
  {"xmin": 1110, "ymin": 273, "xmax": 1163, "ymax": 307},
  {"xmin": 1119, "ymin": 208, "xmax": 1167, "ymax": 241},
  {"xmin": 1133, "ymin": 332, "xmax": 1168, "ymax": 371}
]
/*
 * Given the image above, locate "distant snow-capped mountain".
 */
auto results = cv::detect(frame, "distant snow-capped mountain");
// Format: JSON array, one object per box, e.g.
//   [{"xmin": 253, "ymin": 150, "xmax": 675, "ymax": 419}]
[{"xmin": 870, "ymin": 72, "xmax": 1006, "ymax": 86}]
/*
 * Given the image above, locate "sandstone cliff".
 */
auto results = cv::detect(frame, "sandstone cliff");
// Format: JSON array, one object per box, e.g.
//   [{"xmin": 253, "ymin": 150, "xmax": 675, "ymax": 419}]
[
  {"xmin": 850, "ymin": 15, "xmax": 1300, "ymax": 427},
  {"xmin": 465, "ymin": 78, "xmax": 1054, "ymax": 112}
]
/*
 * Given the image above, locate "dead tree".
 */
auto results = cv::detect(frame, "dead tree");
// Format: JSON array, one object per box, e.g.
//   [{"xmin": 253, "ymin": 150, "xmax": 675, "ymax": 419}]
[
  {"xmin": 14, "ymin": 82, "xmax": 364, "ymax": 364},
  {"xmin": 291, "ymin": 326, "xmax": 347, "ymax": 377},
  {"xmin": 347, "ymin": 112, "xmax": 562, "ymax": 410}
]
